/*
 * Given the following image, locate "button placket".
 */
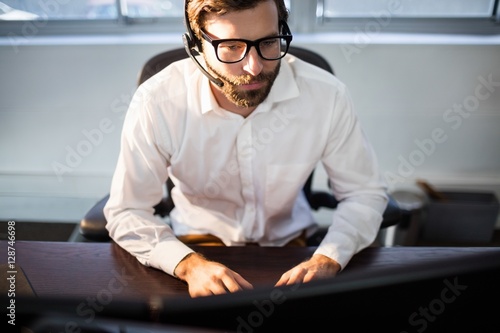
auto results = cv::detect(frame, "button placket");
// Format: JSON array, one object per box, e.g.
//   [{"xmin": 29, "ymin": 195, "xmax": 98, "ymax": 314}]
[{"xmin": 236, "ymin": 119, "xmax": 258, "ymax": 240}]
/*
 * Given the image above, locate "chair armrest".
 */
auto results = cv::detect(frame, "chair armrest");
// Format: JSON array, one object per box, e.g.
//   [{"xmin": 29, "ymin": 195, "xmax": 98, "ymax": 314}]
[
  {"xmin": 309, "ymin": 190, "xmax": 339, "ymax": 210},
  {"xmin": 380, "ymin": 194, "xmax": 403, "ymax": 229},
  {"xmin": 79, "ymin": 195, "xmax": 111, "ymax": 242},
  {"xmin": 79, "ymin": 192, "xmax": 174, "ymax": 242}
]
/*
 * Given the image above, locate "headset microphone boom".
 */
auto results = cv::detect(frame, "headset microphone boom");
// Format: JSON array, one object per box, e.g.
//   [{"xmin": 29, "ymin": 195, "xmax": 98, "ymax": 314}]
[{"xmin": 182, "ymin": 0, "xmax": 224, "ymax": 87}]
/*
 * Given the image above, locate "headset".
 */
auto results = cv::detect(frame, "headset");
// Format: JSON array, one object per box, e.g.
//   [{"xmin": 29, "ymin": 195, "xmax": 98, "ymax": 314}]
[{"xmin": 182, "ymin": 0, "xmax": 224, "ymax": 87}]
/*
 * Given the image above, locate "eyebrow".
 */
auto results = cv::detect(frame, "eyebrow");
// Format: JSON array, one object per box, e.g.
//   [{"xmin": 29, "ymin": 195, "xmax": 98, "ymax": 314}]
[{"xmin": 203, "ymin": 28, "xmax": 281, "ymax": 41}]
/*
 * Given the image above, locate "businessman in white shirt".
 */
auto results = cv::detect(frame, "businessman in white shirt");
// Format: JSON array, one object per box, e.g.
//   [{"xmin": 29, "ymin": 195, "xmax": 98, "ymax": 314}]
[{"xmin": 104, "ymin": 0, "xmax": 388, "ymax": 298}]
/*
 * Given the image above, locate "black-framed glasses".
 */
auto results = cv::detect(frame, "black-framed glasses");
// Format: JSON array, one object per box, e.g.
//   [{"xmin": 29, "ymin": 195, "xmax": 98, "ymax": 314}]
[{"xmin": 200, "ymin": 21, "xmax": 293, "ymax": 64}]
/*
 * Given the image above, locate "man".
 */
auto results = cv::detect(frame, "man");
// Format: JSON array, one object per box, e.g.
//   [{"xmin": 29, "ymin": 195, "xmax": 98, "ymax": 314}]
[{"xmin": 104, "ymin": 0, "xmax": 388, "ymax": 298}]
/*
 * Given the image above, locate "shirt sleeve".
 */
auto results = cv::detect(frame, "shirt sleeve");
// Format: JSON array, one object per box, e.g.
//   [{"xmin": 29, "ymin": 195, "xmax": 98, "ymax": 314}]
[
  {"xmin": 103, "ymin": 86, "xmax": 194, "ymax": 276},
  {"xmin": 313, "ymin": 85, "xmax": 388, "ymax": 270}
]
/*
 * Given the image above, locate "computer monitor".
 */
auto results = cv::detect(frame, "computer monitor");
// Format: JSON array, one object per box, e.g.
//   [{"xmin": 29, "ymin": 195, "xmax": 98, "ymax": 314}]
[
  {"xmin": 157, "ymin": 249, "xmax": 500, "ymax": 332},
  {"xmin": 10, "ymin": 249, "xmax": 500, "ymax": 333}
]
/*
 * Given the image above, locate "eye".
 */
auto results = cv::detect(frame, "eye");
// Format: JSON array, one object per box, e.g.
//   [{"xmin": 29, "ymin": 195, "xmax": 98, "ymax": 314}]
[
  {"xmin": 260, "ymin": 38, "xmax": 279, "ymax": 48},
  {"xmin": 219, "ymin": 41, "xmax": 246, "ymax": 52}
]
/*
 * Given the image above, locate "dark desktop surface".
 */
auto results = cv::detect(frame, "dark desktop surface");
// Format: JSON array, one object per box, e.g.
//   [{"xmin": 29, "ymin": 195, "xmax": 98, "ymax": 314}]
[
  {"xmin": 8, "ymin": 247, "xmax": 500, "ymax": 333},
  {"xmin": 157, "ymin": 250, "xmax": 500, "ymax": 332}
]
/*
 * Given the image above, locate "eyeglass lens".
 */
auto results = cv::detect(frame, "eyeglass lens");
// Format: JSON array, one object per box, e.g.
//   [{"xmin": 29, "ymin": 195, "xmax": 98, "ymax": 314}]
[{"xmin": 217, "ymin": 37, "xmax": 287, "ymax": 63}]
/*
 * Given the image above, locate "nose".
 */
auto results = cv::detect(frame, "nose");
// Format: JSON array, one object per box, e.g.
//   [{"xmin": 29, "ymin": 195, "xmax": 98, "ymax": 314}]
[{"xmin": 242, "ymin": 46, "xmax": 263, "ymax": 76}]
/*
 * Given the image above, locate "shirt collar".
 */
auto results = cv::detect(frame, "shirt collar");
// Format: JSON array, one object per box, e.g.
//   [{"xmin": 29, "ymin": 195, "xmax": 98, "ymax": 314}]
[
  {"xmin": 200, "ymin": 74, "xmax": 215, "ymax": 115},
  {"xmin": 267, "ymin": 57, "xmax": 300, "ymax": 104}
]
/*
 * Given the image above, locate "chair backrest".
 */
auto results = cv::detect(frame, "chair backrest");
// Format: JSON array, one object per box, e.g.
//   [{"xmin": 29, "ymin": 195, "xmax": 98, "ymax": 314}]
[
  {"xmin": 138, "ymin": 45, "xmax": 334, "ymax": 85},
  {"xmin": 137, "ymin": 47, "xmax": 190, "ymax": 85},
  {"xmin": 138, "ymin": 46, "xmax": 337, "ymax": 217},
  {"xmin": 79, "ymin": 46, "xmax": 401, "ymax": 242}
]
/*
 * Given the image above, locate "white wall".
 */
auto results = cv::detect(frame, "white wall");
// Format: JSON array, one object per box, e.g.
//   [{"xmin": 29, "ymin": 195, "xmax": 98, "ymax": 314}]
[{"xmin": 1, "ymin": 33, "xmax": 499, "ymax": 225}]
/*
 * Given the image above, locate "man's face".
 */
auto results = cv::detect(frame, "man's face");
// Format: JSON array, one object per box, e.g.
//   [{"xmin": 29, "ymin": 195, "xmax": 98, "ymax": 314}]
[{"xmin": 201, "ymin": 0, "xmax": 281, "ymax": 109}]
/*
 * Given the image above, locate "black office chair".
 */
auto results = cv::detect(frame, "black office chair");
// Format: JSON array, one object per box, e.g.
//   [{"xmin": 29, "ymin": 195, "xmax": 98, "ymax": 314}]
[{"xmin": 75, "ymin": 46, "xmax": 403, "ymax": 243}]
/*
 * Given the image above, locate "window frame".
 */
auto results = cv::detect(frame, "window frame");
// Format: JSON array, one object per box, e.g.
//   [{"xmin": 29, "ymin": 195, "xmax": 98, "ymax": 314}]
[
  {"xmin": 296, "ymin": 0, "xmax": 500, "ymax": 35},
  {"xmin": 0, "ymin": 0, "xmax": 499, "ymax": 37}
]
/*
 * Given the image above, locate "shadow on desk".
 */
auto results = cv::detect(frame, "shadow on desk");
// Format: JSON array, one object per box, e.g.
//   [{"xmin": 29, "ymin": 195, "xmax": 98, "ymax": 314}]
[{"xmin": 10, "ymin": 249, "xmax": 500, "ymax": 333}]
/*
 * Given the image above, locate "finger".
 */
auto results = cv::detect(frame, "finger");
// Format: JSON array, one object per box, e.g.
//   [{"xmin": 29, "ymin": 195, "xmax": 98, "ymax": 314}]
[
  {"xmin": 275, "ymin": 270, "xmax": 292, "ymax": 287},
  {"xmin": 285, "ymin": 268, "xmax": 307, "ymax": 285},
  {"xmin": 276, "ymin": 267, "xmax": 307, "ymax": 286},
  {"xmin": 189, "ymin": 280, "xmax": 230, "ymax": 297},
  {"xmin": 189, "ymin": 286, "xmax": 215, "ymax": 298},
  {"xmin": 286, "ymin": 273, "xmax": 304, "ymax": 286},
  {"xmin": 221, "ymin": 277, "xmax": 243, "ymax": 293},
  {"xmin": 222, "ymin": 272, "xmax": 253, "ymax": 293},
  {"xmin": 233, "ymin": 273, "xmax": 253, "ymax": 290},
  {"xmin": 302, "ymin": 270, "xmax": 316, "ymax": 284}
]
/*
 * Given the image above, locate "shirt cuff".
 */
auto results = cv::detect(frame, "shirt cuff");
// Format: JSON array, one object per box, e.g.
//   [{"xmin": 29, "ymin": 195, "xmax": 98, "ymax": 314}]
[
  {"xmin": 148, "ymin": 239, "xmax": 195, "ymax": 276},
  {"xmin": 313, "ymin": 243, "xmax": 350, "ymax": 271}
]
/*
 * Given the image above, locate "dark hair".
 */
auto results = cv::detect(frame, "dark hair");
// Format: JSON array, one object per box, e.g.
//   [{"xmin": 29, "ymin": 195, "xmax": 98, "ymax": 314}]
[{"xmin": 186, "ymin": 0, "xmax": 289, "ymax": 42}]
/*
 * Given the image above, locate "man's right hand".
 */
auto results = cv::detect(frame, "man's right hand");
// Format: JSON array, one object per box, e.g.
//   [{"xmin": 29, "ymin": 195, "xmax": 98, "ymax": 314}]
[{"xmin": 174, "ymin": 252, "xmax": 254, "ymax": 297}]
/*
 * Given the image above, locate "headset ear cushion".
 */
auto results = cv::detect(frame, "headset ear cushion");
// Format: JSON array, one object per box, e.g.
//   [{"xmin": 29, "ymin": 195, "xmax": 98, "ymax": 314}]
[
  {"xmin": 183, "ymin": 31, "xmax": 202, "ymax": 53},
  {"xmin": 183, "ymin": 32, "xmax": 194, "ymax": 49}
]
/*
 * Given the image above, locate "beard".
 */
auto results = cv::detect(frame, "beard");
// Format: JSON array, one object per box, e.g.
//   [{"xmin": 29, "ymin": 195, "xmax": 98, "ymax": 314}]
[{"xmin": 205, "ymin": 60, "xmax": 281, "ymax": 108}]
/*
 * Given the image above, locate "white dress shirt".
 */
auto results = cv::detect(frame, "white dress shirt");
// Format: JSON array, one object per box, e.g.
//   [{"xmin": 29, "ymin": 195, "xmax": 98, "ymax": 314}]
[{"xmin": 104, "ymin": 53, "xmax": 388, "ymax": 276}]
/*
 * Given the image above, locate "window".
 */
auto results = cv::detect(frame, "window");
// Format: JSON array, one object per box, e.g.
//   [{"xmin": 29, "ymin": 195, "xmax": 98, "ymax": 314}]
[
  {"xmin": 0, "ymin": 0, "xmax": 186, "ymax": 36},
  {"xmin": 0, "ymin": 0, "xmax": 498, "ymax": 36},
  {"xmin": 320, "ymin": 0, "xmax": 496, "ymax": 18},
  {"xmin": 314, "ymin": 0, "xmax": 500, "ymax": 34},
  {"xmin": 0, "ymin": 0, "xmax": 184, "ymax": 20}
]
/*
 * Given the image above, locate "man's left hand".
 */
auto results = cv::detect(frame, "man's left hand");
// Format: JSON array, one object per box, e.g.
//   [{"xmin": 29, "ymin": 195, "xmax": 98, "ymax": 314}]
[{"xmin": 275, "ymin": 254, "xmax": 341, "ymax": 287}]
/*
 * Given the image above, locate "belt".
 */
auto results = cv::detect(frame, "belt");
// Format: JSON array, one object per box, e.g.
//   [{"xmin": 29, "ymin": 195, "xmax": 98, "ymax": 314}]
[{"xmin": 177, "ymin": 230, "xmax": 307, "ymax": 247}]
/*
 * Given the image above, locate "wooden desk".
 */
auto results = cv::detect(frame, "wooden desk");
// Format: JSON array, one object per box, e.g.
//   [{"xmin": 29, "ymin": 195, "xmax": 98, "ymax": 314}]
[
  {"xmin": 0, "ymin": 241, "xmax": 500, "ymax": 333},
  {"xmin": 2, "ymin": 240, "xmax": 498, "ymax": 299}
]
